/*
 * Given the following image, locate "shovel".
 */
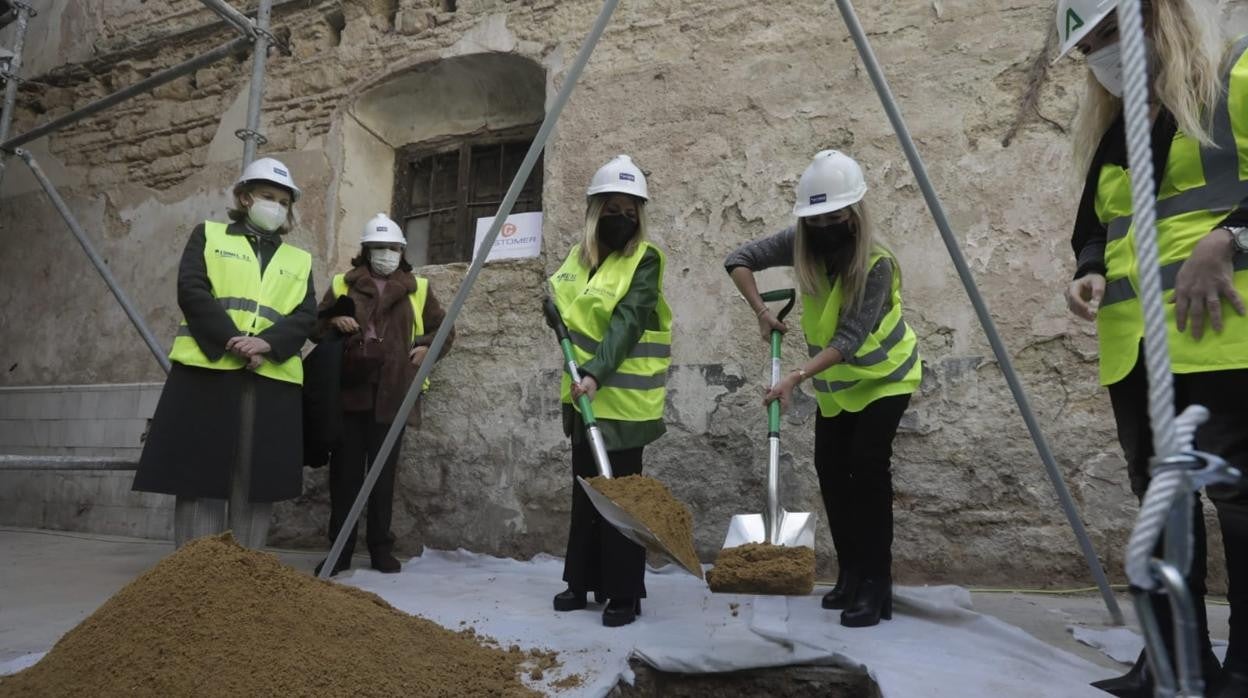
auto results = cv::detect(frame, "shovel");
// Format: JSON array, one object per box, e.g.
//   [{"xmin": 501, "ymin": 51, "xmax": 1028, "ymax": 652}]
[
  {"xmin": 722, "ymin": 289, "xmax": 816, "ymax": 549},
  {"xmin": 542, "ymin": 298, "xmax": 703, "ymax": 578}
]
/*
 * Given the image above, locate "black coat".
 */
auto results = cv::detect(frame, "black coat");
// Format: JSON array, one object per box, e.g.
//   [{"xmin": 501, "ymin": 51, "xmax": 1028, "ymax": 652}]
[
  {"xmin": 301, "ymin": 297, "xmax": 354, "ymax": 468},
  {"xmin": 134, "ymin": 364, "xmax": 305, "ymax": 501},
  {"xmin": 132, "ymin": 222, "xmax": 316, "ymax": 502}
]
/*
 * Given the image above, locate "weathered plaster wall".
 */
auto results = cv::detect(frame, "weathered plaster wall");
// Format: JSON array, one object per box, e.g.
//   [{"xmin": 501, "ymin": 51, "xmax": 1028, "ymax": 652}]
[{"xmin": 3, "ymin": 0, "xmax": 1246, "ymax": 586}]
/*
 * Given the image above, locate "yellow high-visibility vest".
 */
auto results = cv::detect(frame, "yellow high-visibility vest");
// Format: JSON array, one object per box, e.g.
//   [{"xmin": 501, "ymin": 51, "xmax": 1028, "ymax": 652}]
[
  {"xmin": 1095, "ymin": 38, "xmax": 1248, "ymax": 385},
  {"xmin": 801, "ymin": 248, "xmax": 921, "ymax": 417},
  {"xmin": 169, "ymin": 221, "xmax": 310, "ymax": 385},
  {"xmin": 549, "ymin": 242, "xmax": 672, "ymax": 421}
]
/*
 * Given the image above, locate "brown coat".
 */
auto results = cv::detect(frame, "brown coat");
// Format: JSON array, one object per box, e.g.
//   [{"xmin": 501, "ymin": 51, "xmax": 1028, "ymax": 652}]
[{"xmin": 315, "ymin": 265, "xmax": 454, "ymax": 427}]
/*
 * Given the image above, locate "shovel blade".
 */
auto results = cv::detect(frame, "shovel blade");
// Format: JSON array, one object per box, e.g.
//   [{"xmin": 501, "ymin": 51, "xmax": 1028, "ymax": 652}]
[
  {"xmin": 722, "ymin": 510, "xmax": 816, "ymax": 549},
  {"xmin": 577, "ymin": 476, "xmax": 704, "ymax": 579}
]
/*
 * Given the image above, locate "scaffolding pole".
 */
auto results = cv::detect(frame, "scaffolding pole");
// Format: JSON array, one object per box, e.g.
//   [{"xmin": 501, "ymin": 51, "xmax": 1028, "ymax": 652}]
[
  {"xmin": 831, "ymin": 0, "xmax": 1124, "ymax": 625},
  {"xmin": 239, "ymin": 0, "xmax": 273, "ymax": 166},
  {"xmin": 318, "ymin": 0, "xmax": 622, "ymax": 580},
  {"xmin": 0, "ymin": 0, "xmax": 33, "ymax": 187},
  {"xmin": 16, "ymin": 148, "xmax": 172, "ymax": 374},
  {"xmin": 0, "ymin": 35, "xmax": 251, "ymax": 153},
  {"xmin": 198, "ymin": 0, "xmax": 258, "ymax": 39},
  {"xmin": 0, "ymin": 455, "xmax": 138, "ymax": 471}
]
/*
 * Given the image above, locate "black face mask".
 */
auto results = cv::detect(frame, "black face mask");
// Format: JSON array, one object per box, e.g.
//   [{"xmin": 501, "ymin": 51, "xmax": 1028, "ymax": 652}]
[
  {"xmin": 597, "ymin": 214, "xmax": 638, "ymax": 252},
  {"xmin": 806, "ymin": 221, "xmax": 854, "ymax": 257}
]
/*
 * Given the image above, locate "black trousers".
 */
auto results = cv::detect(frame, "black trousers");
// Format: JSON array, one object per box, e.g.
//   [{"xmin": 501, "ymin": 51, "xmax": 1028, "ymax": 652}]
[
  {"xmin": 814, "ymin": 393, "xmax": 911, "ymax": 578},
  {"xmin": 562, "ymin": 441, "xmax": 647, "ymax": 599},
  {"xmin": 328, "ymin": 410, "xmax": 403, "ymax": 561},
  {"xmin": 1108, "ymin": 355, "xmax": 1248, "ymax": 673}
]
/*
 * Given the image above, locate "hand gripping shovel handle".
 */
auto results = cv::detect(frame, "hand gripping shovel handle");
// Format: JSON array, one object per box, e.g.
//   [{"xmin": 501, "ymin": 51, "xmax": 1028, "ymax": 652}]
[
  {"xmin": 759, "ymin": 289, "xmax": 795, "ymax": 544},
  {"xmin": 543, "ymin": 298, "xmax": 613, "ymax": 478},
  {"xmin": 759, "ymin": 289, "xmax": 796, "ymax": 434}
]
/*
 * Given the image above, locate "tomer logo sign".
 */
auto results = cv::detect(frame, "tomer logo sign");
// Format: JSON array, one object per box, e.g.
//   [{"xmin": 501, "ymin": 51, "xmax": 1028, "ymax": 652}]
[{"xmin": 473, "ymin": 211, "xmax": 543, "ymax": 263}]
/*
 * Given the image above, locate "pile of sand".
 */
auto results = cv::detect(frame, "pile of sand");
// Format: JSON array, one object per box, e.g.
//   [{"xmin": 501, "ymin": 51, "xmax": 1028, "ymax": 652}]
[
  {"xmin": 587, "ymin": 474, "xmax": 703, "ymax": 579},
  {"xmin": 0, "ymin": 534, "xmax": 543, "ymax": 697},
  {"xmin": 706, "ymin": 543, "xmax": 816, "ymax": 595}
]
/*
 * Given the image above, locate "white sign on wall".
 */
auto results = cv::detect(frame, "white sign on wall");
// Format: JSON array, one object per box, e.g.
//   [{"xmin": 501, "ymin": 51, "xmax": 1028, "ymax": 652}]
[{"xmin": 472, "ymin": 211, "xmax": 543, "ymax": 262}]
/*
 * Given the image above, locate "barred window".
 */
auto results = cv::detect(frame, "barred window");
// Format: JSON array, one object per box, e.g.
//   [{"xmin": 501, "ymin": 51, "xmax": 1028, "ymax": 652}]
[{"xmin": 392, "ymin": 127, "xmax": 543, "ymax": 266}]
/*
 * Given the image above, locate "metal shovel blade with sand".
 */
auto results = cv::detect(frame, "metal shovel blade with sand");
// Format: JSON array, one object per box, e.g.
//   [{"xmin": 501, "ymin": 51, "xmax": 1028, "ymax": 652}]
[
  {"xmin": 544, "ymin": 299, "xmax": 703, "ymax": 579},
  {"xmin": 712, "ymin": 290, "xmax": 815, "ymax": 594}
]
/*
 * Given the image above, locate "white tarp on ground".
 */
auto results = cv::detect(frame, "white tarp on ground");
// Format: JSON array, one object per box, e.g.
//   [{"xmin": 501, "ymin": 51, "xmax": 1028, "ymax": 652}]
[
  {"xmin": 343, "ymin": 549, "xmax": 1117, "ymax": 697},
  {"xmin": 0, "ymin": 548, "xmax": 1118, "ymax": 696},
  {"xmin": 1072, "ymin": 624, "xmax": 1228, "ymax": 665}
]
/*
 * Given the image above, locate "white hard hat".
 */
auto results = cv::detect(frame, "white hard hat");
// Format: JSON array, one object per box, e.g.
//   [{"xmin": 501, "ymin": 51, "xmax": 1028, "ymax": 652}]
[
  {"xmin": 1053, "ymin": 0, "xmax": 1116, "ymax": 63},
  {"xmin": 793, "ymin": 150, "xmax": 867, "ymax": 218},
  {"xmin": 587, "ymin": 154, "xmax": 649, "ymax": 201},
  {"xmin": 361, "ymin": 213, "xmax": 405, "ymax": 246},
  {"xmin": 236, "ymin": 157, "xmax": 302, "ymax": 201}
]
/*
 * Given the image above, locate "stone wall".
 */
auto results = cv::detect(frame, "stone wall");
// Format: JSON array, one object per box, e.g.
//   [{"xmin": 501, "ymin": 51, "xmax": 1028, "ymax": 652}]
[{"xmin": 3, "ymin": 0, "xmax": 1245, "ymax": 586}]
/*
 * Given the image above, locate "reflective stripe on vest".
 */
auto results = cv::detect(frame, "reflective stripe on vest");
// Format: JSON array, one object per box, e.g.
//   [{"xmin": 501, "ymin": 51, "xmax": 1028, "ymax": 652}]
[
  {"xmin": 549, "ymin": 242, "xmax": 673, "ymax": 422},
  {"xmin": 169, "ymin": 221, "xmax": 311, "ymax": 385},
  {"xmin": 801, "ymin": 249, "xmax": 921, "ymax": 417},
  {"xmin": 1095, "ymin": 36, "xmax": 1248, "ymax": 385},
  {"xmin": 331, "ymin": 272, "xmax": 431, "ymax": 393}
]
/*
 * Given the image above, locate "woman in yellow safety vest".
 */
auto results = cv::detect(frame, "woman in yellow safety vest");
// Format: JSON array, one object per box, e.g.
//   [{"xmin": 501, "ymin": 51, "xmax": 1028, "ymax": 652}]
[
  {"xmin": 1055, "ymin": 1, "xmax": 1248, "ymax": 695},
  {"xmin": 548, "ymin": 155, "xmax": 673, "ymax": 628},
  {"xmin": 133, "ymin": 157, "xmax": 316, "ymax": 550},
  {"xmin": 725, "ymin": 150, "xmax": 920, "ymax": 628},
  {"xmin": 311, "ymin": 213, "xmax": 453, "ymax": 577}
]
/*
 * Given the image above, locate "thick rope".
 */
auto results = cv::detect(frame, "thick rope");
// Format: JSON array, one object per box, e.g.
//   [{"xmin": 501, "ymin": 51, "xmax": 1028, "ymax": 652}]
[{"xmin": 1117, "ymin": 0, "xmax": 1183, "ymax": 591}]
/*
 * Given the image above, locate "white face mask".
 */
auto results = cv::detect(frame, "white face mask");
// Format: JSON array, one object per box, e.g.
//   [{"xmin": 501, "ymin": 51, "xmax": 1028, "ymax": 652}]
[
  {"xmin": 369, "ymin": 248, "xmax": 402, "ymax": 276},
  {"xmin": 247, "ymin": 199, "xmax": 288, "ymax": 232},
  {"xmin": 1086, "ymin": 42, "xmax": 1124, "ymax": 97},
  {"xmin": 1086, "ymin": 39, "xmax": 1154, "ymax": 99}
]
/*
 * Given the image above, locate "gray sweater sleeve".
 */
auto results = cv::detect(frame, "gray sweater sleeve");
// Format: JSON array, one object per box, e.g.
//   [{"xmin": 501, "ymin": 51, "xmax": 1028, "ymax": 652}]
[
  {"xmin": 724, "ymin": 227, "xmax": 796, "ymax": 271},
  {"xmin": 827, "ymin": 258, "xmax": 893, "ymax": 358}
]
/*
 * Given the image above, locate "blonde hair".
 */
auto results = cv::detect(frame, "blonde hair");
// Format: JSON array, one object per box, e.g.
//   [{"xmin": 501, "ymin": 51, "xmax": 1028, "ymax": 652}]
[
  {"xmin": 793, "ymin": 202, "xmax": 893, "ymax": 312},
  {"xmin": 1071, "ymin": 0, "xmax": 1229, "ymax": 178},
  {"xmin": 578, "ymin": 194, "xmax": 648, "ymax": 268}
]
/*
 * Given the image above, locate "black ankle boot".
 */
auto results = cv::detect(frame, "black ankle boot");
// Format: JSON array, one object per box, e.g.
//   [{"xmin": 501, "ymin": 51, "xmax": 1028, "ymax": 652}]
[
  {"xmin": 1091, "ymin": 650, "xmax": 1150, "ymax": 697},
  {"xmin": 1216, "ymin": 669, "xmax": 1248, "ymax": 698},
  {"xmin": 603, "ymin": 598, "xmax": 640, "ymax": 627},
  {"xmin": 553, "ymin": 588, "xmax": 587, "ymax": 612},
  {"xmin": 822, "ymin": 566, "xmax": 861, "ymax": 610},
  {"xmin": 314, "ymin": 554, "xmax": 351, "ymax": 578},
  {"xmin": 840, "ymin": 576, "xmax": 891, "ymax": 628},
  {"xmin": 370, "ymin": 550, "xmax": 401, "ymax": 573}
]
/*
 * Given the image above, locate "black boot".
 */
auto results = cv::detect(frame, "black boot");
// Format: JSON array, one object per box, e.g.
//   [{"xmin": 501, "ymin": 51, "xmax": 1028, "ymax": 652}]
[
  {"xmin": 840, "ymin": 576, "xmax": 892, "ymax": 628},
  {"xmin": 553, "ymin": 588, "xmax": 587, "ymax": 612},
  {"xmin": 1087, "ymin": 647, "xmax": 1219, "ymax": 697},
  {"xmin": 1090, "ymin": 650, "xmax": 1150, "ymax": 698},
  {"xmin": 822, "ymin": 565, "xmax": 861, "ymax": 610},
  {"xmin": 314, "ymin": 554, "xmax": 351, "ymax": 578},
  {"xmin": 603, "ymin": 598, "xmax": 641, "ymax": 627},
  {"xmin": 1216, "ymin": 669, "xmax": 1248, "ymax": 698},
  {"xmin": 370, "ymin": 550, "xmax": 401, "ymax": 574}
]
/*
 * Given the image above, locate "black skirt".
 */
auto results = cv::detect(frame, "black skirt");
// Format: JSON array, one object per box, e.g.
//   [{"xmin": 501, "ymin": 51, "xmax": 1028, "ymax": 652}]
[{"xmin": 133, "ymin": 363, "xmax": 304, "ymax": 502}]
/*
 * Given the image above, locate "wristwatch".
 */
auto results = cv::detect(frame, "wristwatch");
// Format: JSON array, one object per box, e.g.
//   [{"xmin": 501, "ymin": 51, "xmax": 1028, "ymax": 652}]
[{"xmin": 1225, "ymin": 226, "xmax": 1248, "ymax": 254}]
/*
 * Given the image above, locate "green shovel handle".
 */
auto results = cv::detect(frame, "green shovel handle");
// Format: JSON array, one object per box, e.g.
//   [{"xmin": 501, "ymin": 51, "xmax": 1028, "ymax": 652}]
[
  {"xmin": 543, "ymin": 298, "xmax": 597, "ymax": 425},
  {"xmin": 759, "ymin": 289, "xmax": 795, "ymax": 435},
  {"xmin": 760, "ymin": 288, "xmax": 796, "ymax": 321}
]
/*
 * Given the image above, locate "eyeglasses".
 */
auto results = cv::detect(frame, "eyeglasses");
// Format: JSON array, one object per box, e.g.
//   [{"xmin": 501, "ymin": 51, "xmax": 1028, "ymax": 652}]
[{"xmin": 1076, "ymin": 17, "xmax": 1120, "ymax": 56}]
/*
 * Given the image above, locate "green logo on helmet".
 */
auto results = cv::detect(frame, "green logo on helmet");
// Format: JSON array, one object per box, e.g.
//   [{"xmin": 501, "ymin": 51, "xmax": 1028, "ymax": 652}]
[{"xmin": 1065, "ymin": 8, "xmax": 1084, "ymax": 39}]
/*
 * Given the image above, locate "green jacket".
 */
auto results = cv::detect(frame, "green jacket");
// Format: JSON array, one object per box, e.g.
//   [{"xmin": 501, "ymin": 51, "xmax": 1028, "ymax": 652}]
[{"xmin": 562, "ymin": 245, "xmax": 667, "ymax": 451}]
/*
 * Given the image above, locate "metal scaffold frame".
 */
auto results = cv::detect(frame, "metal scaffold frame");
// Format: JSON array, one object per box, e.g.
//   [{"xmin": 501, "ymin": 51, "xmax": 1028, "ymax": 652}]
[{"xmin": 2, "ymin": 0, "xmax": 1126, "ymax": 624}]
